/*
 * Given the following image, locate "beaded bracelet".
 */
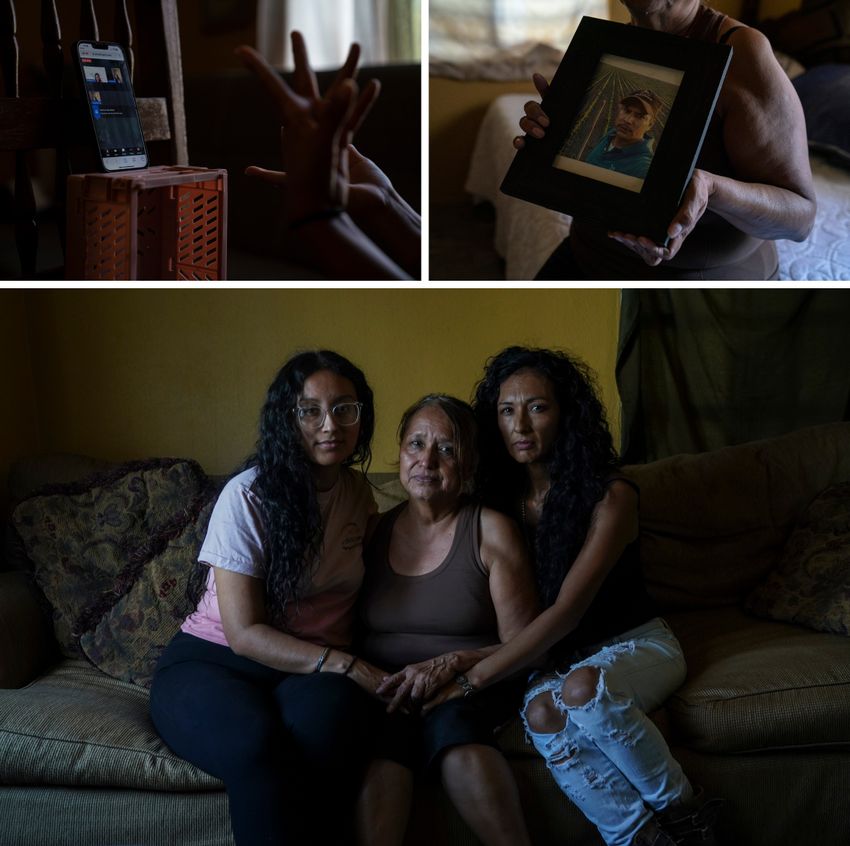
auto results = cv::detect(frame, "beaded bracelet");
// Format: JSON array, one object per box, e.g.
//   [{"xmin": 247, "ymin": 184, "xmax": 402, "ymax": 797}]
[
  {"xmin": 314, "ymin": 647, "xmax": 331, "ymax": 673},
  {"xmin": 454, "ymin": 674, "xmax": 476, "ymax": 697}
]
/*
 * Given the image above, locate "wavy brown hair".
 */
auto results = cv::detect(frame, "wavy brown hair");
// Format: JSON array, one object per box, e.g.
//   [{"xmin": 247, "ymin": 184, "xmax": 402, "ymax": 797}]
[{"xmin": 473, "ymin": 346, "xmax": 618, "ymax": 607}]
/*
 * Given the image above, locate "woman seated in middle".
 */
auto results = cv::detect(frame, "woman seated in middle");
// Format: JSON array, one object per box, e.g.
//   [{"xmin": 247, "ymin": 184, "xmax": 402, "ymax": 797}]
[{"xmin": 356, "ymin": 394, "xmax": 538, "ymax": 846}]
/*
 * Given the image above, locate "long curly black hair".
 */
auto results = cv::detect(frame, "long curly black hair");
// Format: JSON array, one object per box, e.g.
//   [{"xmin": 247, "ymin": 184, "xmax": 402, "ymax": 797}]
[
  {"xmin": 473, "ymin": 346, "xmax": 618, "ymax": 608},
  {"xmin": 246, "ymin": 350, "xmax": 374, "ymax": 625}
]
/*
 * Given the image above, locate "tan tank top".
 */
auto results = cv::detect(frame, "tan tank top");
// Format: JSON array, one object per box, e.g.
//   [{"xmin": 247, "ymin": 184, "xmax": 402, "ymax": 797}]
[{"xmin": 358, "ymin": 502, "xmax": 498, "ymax": 669}]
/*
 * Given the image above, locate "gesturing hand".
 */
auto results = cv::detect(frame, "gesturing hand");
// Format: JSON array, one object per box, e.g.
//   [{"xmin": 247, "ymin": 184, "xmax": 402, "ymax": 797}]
[
  {"xmin": 247, "ymin": 142, "xmax": 394, "ymax": 223},
  {"xmin": 235, "ymin": 32, "xmax": 380, "ymax": 221}
]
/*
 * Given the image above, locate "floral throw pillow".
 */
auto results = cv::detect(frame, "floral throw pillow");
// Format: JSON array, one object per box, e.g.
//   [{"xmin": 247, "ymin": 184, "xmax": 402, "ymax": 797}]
[
  {"xmin": 80, "ymin": 495, "xmax": 216, "ymax": 687},
  {"xmin": 746, "ymin": 482, "xmax": 850, "ymax": 635},
  {"xmin": 11, "ymin": 459, "xmax": 209, "ymax": 657}
]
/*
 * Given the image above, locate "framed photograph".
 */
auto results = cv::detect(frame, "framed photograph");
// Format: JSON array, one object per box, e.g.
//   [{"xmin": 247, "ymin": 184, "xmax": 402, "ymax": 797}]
[{"xmin": 500, "ymin": 17, "xmax": 732, "ymax": 244}]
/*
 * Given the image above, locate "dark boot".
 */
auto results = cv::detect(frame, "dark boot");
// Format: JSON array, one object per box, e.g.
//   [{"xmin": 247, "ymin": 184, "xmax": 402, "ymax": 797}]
[
  {"xmin": 632, "ymin": 819, "xmax": 677, "ymax": 846},
  {"xmin": 657, "ymin": 787, "xmax": 724, "ymax": 845}
]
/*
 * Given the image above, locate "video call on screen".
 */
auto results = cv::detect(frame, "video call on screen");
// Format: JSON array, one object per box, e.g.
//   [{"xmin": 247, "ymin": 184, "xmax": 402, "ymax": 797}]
[{"xmin": 81, "ymin": 57, "xmax": 144, "ymax": 158}]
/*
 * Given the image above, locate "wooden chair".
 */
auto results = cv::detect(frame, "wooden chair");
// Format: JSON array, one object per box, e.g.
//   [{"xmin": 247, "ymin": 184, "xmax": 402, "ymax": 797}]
[{"xmin": 0, "ymin": 0, "xmax": 187, "ymax": 279}]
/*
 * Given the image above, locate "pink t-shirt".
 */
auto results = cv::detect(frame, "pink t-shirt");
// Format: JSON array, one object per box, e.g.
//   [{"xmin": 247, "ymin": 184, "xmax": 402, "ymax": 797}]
[{"xmin": 181, "ymin": 465, "xmax": 376, "ymax": 649}]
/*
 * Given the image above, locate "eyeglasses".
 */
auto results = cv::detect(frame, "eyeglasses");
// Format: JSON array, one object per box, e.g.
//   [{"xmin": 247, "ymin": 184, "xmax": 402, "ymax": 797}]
[{"xmin": 292, "ymin": 402, "xmax": 363, "ymax": 429}]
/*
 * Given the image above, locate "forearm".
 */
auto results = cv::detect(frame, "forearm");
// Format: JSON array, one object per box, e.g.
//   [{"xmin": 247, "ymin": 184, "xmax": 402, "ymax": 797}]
[
  {"xmin": 466, "ymin": 603, "xmax": 581, "ymax": 691},
  {"xmin": 706, "ymin": 171, "xmax": 816, "ymax": 242},
  {"xmin": 446, "ymin": 645, "xmax": 500, "ymax": 673},
  {"xmin": 287, "ymin": 212, "xmax": 411, "ymax": 280},
  {"xmin": 351, "ymin": 188, "xmax": 421, "ymax": 277},
  {"xmin": 230, "ymin": 621, "xmax": 353, "ymax": 675}
]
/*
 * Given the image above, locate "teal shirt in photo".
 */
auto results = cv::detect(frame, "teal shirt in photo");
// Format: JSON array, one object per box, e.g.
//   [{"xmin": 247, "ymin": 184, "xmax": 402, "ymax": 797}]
[{"xmin": 584, "ymin": 130, "xmax": 654, "ymax": 178}]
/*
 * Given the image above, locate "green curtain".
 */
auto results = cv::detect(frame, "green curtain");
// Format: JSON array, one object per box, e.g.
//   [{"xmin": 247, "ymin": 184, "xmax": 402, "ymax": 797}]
[
  {"xmin": 389, "ymin": 0, "xmax": 420, "ymax": 62},
  {"xmin": 616, "ymin": 290, "xmax": 850, "ymax": 464}
]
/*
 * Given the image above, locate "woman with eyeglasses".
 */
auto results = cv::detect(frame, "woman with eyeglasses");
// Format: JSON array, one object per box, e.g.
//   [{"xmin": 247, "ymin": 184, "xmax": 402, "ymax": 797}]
[{"xmin": 150, "ymin": 350, "xmax": 388, "ymax": 846}]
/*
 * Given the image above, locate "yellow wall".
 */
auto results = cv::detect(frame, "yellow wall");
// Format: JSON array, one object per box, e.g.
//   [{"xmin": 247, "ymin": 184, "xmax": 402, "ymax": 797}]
[
  {"xmin": 0, "ymin": 292, "xmax": 41, "ymax": 518},
  {"xmin": 430, "ymin": 78, "xmax": 534, "ymax": 206},
  {"xmin": 5, "ymin": 290, "xmax": 620, "ymax": 496}
]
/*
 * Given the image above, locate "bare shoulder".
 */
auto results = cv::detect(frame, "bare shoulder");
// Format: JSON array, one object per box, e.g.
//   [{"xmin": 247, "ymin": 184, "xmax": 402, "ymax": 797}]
[
  {"xmin": 478, "ymin": 505, "xmax": 526, "ymax": 571},
  {"xmin": 479, "ymin": 505, "xmax": 523, "ymax": 544},
  {"xmin": 587, "ymin": 480, "xmax": 639, "ymax": 545},
  {"xmin": 718, "ymin": 23, "xmax": 791, "ymax": 108},
  {"xmin": 599, "ymin": 479, "xmax": 639, "ymax": 516},
  {"xmin": 713, "ymin": 20, "xmax": 814, "ymax": 197}
]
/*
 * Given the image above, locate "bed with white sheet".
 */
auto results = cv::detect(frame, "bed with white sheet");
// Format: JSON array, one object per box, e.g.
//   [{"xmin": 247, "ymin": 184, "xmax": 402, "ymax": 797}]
[{"xmin": 464, "ymin": 93, "xmax": 850, "ymax": 281}]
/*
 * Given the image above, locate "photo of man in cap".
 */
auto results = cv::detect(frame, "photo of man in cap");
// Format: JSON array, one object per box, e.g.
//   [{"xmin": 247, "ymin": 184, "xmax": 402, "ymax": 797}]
[{"xmin": 583, "ymin": 89, "xmax": 663, "ymax": 178}]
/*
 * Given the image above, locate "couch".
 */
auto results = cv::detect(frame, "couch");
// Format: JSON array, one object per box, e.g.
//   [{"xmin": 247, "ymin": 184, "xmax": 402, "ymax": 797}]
[{"xmin": 1, "ymin": 422, "xmax": 849, "ymax": 846}]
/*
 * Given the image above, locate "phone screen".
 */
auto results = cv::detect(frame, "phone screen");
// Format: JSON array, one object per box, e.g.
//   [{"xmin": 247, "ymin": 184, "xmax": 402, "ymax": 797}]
[{"xmin": 77, "ymin": 41, "xmax": 148, "ymax": 171}]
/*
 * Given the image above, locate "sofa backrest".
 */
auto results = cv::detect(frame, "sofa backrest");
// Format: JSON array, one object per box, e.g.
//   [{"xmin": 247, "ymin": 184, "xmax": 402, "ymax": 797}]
[{"xmin": 626, "ymin": 422, "xmax": 850, "ymax": 611}]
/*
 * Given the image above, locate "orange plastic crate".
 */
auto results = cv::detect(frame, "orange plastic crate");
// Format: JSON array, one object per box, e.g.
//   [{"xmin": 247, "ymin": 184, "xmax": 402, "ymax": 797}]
[{"xmin": 66, "ymin": 165, "xmax": 228, "ymax": 280}]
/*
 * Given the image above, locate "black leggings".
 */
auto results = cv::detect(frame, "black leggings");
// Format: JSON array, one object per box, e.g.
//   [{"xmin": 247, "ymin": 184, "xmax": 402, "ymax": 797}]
[{"xmin": 150, "ymin": 632, "xmax": 373, "ymax": 846}]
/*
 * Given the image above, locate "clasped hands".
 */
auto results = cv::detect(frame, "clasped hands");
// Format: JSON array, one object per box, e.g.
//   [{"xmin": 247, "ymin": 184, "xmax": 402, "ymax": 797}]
[
  {"xmin": 516, "ymin": 73, "xmax": 714, "ymax": 266},
  {"xmin": 375, "ymin": 654, "xmax": 467, "ymax": 715},
  {"xmin": 235, "ymin": 33, "xmax": 393, "ymax": 225}
]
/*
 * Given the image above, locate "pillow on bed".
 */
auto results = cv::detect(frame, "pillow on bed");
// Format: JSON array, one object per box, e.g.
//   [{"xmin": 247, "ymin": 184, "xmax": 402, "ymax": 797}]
[
  {"xmin": 760, "ymin": 0, "xmax": 850, "ymax": 66},
  {"xmin": 793, "ymin": 64, "xmax": 850, "ymax": 169}
]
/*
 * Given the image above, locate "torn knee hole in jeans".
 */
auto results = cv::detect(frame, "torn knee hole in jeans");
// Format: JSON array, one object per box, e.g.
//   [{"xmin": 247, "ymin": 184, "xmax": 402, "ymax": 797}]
[
  {"xmin": 559, "ymin": 666, "xmax": 607, "ymax": 714},
  {"xmin": 548, "ymin": 738, "xmax": 578, "ymax": 768},
  {"xmin": 549, "ymin": 748, "xmax": 576, "ymax": 767},
  {"xmin": 605, "ymin": 727, "xmax": 637, "ymax": 748},
  {"xmin": 549, "ymin": 752, "xmax": 606, "ymax": 792}
]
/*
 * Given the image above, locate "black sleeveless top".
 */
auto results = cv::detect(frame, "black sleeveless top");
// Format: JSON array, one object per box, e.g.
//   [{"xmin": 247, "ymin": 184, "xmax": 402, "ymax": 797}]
[
  {"xmin": 529, "ymin": 477, "xmax": 656, "ymax": 665},
  {"xmin": 568, "ymin": 4, "xmax": 779, "ymax": 281}
]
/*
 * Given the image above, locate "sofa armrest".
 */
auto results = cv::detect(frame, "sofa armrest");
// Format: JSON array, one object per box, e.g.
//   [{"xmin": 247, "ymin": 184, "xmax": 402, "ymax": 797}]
[{"xmin": 0, "ymin": 570, "xmax": 57, "ymax": 688}]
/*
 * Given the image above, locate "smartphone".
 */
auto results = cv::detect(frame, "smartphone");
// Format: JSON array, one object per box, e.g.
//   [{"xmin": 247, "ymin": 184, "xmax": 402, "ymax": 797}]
[{"xmin": 75, "ymin": 40, "xmax": 148, "ymax": 171}]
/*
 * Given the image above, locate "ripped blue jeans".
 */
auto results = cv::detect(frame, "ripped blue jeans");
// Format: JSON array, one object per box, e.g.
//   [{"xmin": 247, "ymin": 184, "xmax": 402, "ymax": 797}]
[{"xmin": 521, "ymin": 617, "xmax": 691, "ymax": 846}]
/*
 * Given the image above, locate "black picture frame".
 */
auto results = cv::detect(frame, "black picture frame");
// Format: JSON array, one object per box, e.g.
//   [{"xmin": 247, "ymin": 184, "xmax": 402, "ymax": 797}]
[{"xmin": 500, "ymin": 17, "xmax": 732, "ymax": 245}]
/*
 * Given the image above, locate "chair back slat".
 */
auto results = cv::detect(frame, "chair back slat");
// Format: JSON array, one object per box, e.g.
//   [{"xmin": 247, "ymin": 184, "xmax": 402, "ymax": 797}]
[
  {"xmin": 80, "ymin": 0, "xmax": 99, "ymax": 41},
  {"xmin": 1, "ymin": 0, "xmax": 20, "ymax": 97},
  {"xmin": 40, "ymin": 0, "xmax": 63, "ymax": 99},
  {"xmin": 134, "ymin": 0, "xmax": 186, "ymax": 165},
  {"xmin": 114, "ymin": 0, "xmax": 134, "ymax": 79},
  {"xmin": 41, "ymin": 1, "xmax": 66, "ymax": 259},
  {"xmin": 0, "ymin": 97, "xmax": 62, "ymax": 148},
  {"xmin": 13, "ymin": 138, "xmax": 37, "ymax": 278},
  {"xmin": 0, "ymin": 1, "xmax": 38, "ymax": 278}
]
